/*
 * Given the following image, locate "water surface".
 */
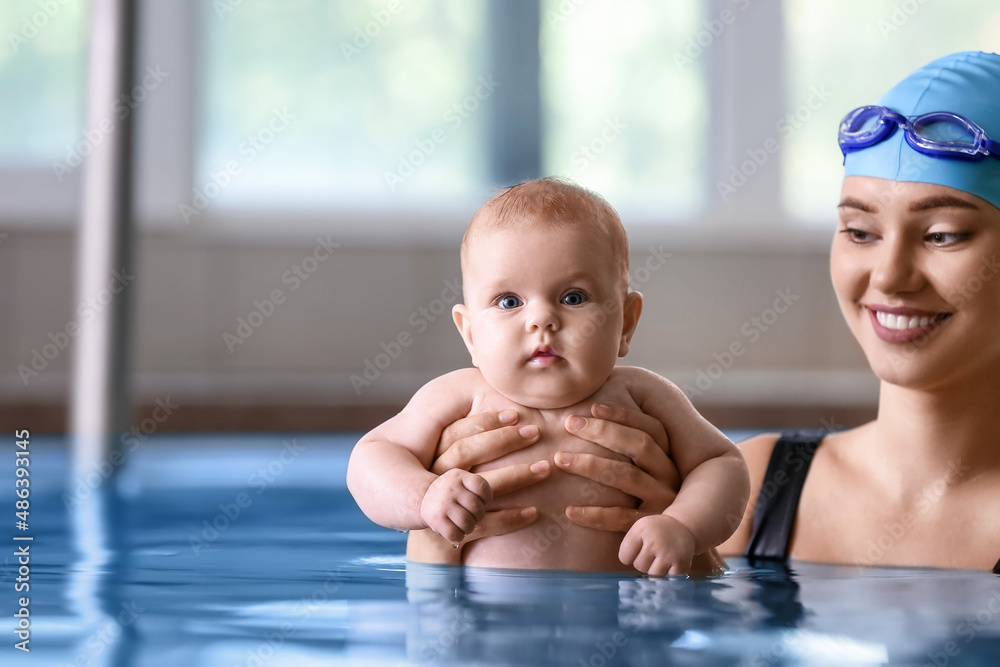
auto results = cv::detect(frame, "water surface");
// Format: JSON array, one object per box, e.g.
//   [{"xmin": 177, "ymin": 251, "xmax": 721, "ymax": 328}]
[{"xmin": 4, "ymin": 434, "xmax": 999, "ymax": 666}]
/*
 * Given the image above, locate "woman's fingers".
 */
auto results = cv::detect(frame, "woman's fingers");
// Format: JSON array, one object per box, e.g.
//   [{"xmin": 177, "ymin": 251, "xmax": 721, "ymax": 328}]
[
  {"xmin": 463, "ymin": 507, "xmax": 539, "ymax": 542},
  {"xmin": 591, "ymin": 402, "xmax": 668, "ymax": 450},
  {"xmin": 554, "ymin": 451, "xmax": 677, "ymax": 511},
  {"xmin": 432, "ymin": 422, "xmax": 540, "ymax": 474},
  {"xmin": 563, "ymin": 505, "xmax": 647, "ymax": 532},
  {"xmin": 439, "ymin": 410, "xmax": 519, "ymax": 452},
  {"xmin": 478, "ymin": 460, "xmax": 551, "ymax": 496},
  {"xmin": 565, "ymin": 412, "xmax": 679, "ymax": 488}
]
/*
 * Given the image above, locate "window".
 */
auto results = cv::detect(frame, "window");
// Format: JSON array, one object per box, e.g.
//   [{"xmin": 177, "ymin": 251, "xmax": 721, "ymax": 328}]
[
  {"xmin": 3, "ymin": 0, "xmax": 999, "ymax": 242},
  {"xmin": 541, "ymin": 0, "xmax": 705, "ymax": 216},
  {"xmin": 199, "ymin": 0, "xmax": 488, "ymax": 210},
  {"xmin": 0, "ymin": 0, "xmax": 88, "ymax": 167}
]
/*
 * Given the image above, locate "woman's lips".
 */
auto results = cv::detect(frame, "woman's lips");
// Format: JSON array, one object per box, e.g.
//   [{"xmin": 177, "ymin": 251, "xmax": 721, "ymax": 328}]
[{"xmin": 867, "ymin": 307, "xmax": 951, "ymax": 343}]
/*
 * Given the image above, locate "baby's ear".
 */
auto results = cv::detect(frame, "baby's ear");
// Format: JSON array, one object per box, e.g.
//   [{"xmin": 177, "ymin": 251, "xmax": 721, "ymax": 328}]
[
  {"xmin": 452, "ymin": 304, "xmax": 478, "ymax": 366},
  {"xmin": 618, "ymin": 292, "xmax": 643, "ymax": 357}
]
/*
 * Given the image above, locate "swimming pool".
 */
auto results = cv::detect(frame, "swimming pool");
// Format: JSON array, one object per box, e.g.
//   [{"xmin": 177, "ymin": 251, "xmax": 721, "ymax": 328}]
[{"xmin": 6, "ymin": 433, "xmax": 1000, "ymax": 666}]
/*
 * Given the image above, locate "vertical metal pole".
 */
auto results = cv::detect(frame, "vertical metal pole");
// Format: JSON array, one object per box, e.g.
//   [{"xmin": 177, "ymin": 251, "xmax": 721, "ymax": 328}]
[{"xmin": 70, "ymin": 0, "xmax": 137, "ymax": 481}]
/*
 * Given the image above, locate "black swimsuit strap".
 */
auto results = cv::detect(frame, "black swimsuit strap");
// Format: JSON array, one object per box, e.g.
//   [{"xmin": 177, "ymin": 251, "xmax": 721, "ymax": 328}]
[
  {"xmin": 745, "ymin": 430, "xmax": 825, "ymax": 562},
  {"xmin": 746, "ymin": 433, "xmax": 1000, "ymax": 572}
]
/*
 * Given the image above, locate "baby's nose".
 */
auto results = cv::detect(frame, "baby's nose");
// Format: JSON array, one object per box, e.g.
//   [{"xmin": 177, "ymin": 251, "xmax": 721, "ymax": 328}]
[{"xmin": 525, "ymin": 303, "xmax": 560, "ymax": 331}]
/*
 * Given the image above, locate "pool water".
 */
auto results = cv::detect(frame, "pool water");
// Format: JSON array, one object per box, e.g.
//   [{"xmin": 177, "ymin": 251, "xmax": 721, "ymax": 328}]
[{"xmin": 5, "ymin": 434, "xmax": 1000, "ymax": 666}]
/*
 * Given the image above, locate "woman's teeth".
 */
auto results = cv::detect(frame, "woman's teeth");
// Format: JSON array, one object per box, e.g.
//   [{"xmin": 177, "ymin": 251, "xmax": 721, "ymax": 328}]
[{"xmin": 875, "ymin": 311, "xmax": 946, "ymax": 330}]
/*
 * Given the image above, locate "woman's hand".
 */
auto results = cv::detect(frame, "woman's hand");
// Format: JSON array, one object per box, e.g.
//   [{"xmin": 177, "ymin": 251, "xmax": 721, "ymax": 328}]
[
  {"xmin": 407, "ymin": 457, "xmax": 551, "ymax": 564},
  {"xmin": 430, "ymin": 409, "xmax": 541, "ymax": 474},
  {"xmin": 558, "ymin": 402, "xmax": 726, "ymax": 576},
  {"xmin": 558, "ymin": 402, "xmax": 680, "ymax": 529},
  {"xmin": 407, "ymin": 410, "xmax": 549, "ymax": 564}
]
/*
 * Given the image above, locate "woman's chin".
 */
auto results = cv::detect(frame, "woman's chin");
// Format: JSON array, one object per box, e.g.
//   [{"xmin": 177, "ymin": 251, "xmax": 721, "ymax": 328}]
[{"xmin": 866, "ymin": 353, "xmax": 977, "ymax": 393}]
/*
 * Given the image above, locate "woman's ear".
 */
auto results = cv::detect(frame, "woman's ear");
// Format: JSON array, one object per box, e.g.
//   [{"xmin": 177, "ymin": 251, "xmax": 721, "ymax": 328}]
[
  {"xmin": 452, "ymin": 304, "xmax": 478, "ymax": 366},
  {"xmin": 618, "ymin": 291, "xmax": 643, "ymax": 357}
]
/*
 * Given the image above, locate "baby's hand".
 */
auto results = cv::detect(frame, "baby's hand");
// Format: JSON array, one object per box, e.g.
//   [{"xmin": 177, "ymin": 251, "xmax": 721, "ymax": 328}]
[
  {"xmin": 619, "ymin": 514, "xmax": 696, "ymax": 577},
  {"xmin": 419, "ymin": 469, "xmax": 493, "ymax": 545}
]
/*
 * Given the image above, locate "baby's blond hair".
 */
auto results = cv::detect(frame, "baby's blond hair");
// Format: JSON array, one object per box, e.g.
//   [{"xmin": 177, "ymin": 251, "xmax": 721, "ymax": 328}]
[{"xmin": 460, "ymin": 177, "xmax": 630, "ymax": 293}]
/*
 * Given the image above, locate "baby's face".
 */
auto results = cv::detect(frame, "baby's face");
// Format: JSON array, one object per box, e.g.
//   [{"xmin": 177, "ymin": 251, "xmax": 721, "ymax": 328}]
[{"xmin": 454, "ymin": 220, "xmax": 639, "ymax": 409}]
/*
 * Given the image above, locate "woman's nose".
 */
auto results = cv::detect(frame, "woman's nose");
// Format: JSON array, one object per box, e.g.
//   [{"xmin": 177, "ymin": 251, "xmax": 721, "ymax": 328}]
[{"xmin": 869, "ymin": 235, "xmax": 923, "ymax": 295}]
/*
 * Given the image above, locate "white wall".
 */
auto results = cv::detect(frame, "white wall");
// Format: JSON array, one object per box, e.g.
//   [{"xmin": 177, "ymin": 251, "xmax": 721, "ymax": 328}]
[{"xmin": 1, "ymin": 229, "xmax": 878, "ymax": 418}]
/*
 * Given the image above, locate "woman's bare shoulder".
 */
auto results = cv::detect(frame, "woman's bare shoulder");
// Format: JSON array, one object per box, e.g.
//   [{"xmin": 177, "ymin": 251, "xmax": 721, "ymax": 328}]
[
  {"xmin": 717, "ymin": 432, "xmax": 781, "ymax": 556},
  {"xmin": 737, "ymin": 432, "xmax": 782, "ymax": 475}
]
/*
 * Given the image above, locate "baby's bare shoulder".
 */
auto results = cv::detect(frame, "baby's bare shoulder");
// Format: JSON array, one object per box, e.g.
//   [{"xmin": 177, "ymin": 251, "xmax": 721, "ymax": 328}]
[
  {"xmin": 433, "ymin": 367, "xmax": 486, "ymax": 390},
  {"xmin": 609, "ymin": 366, "xmax": 685, "ymax": 401},
  {"xmin": 610, "ymin": 365, "xmax": 670, "ymax": 384},
  {"xmin": 401, "ymin": 368, "xmax": 485, "ymax": 415}
]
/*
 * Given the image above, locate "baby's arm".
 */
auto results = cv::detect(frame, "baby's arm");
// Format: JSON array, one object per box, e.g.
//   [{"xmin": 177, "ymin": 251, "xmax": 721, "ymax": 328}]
[
  {"xmin": 346, "ymin": 369, "xmax": 491, "ymax": 544},
  {"xmin": 621, "ymin": 368, "xmax": 750, "ymax": 575}
]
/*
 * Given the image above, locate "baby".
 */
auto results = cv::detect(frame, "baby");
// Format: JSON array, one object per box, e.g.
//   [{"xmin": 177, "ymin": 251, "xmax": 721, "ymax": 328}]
[{"xmin": 347, "ymin": 178, "xmax": 748, "ymax": 575}]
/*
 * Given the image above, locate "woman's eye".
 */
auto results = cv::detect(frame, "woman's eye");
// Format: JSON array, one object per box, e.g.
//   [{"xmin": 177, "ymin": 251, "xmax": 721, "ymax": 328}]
[
  {"xmin": 497, "ymin": 295, "xmax": 522, "ymax": 310},
  {"xmin": 840, "ymin": 228, "xmax": 875, "ymax": 243},
  {"xmin": 926, "ymin": 231, "xmax": 970, "ymax": 246},
  {"xmin": 561, "ymin": 292, "xmax": 588, "ymax": 306}
]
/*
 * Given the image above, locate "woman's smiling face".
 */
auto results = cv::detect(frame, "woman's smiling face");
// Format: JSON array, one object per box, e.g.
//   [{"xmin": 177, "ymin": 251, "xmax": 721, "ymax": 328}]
[{"xmin": 831, "ymin": 176, "xmax": 1000, "ymax": 390}]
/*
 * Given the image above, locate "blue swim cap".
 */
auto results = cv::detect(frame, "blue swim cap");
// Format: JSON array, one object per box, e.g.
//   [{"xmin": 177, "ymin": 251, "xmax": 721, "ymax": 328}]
[{"xmin": 843, "ymin": 51, "xmax": 1000, "ymax": 211}]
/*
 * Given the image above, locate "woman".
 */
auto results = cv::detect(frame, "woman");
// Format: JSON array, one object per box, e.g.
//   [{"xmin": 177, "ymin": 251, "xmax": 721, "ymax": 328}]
[
  {"xmin": 723, "ymin": 51, "xmax": 1000, "ymax": 571},
  {"xmin": 418, "ymin": 51, "xmax": 1000, "ymax": 573}
]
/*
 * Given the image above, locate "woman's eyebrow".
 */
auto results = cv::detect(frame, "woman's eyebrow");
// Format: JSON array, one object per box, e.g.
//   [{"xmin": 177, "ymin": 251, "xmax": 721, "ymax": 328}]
[
  {"xmin": 908, "ymin": 195, "xmax": 980, "ymax": 212},
  {"xmin": 837, "ymin": 197, "xmax": 876, "ymax": 213}
]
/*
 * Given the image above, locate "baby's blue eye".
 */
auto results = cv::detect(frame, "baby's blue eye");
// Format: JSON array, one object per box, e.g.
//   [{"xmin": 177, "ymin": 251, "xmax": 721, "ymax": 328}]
[
  {"xmin": 497, "ymin": 295, "xmax": 522, "ymax": 309},
  {"xmin": 561, "ymin": 292, "xmax": 587, "ymax": 306}
]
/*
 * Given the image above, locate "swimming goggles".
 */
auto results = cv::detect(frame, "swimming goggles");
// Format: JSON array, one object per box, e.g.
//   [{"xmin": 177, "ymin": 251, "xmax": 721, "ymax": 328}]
[{"xmin": 838, "ymin": 105, "xmax": 1000, "ymax": 162}]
